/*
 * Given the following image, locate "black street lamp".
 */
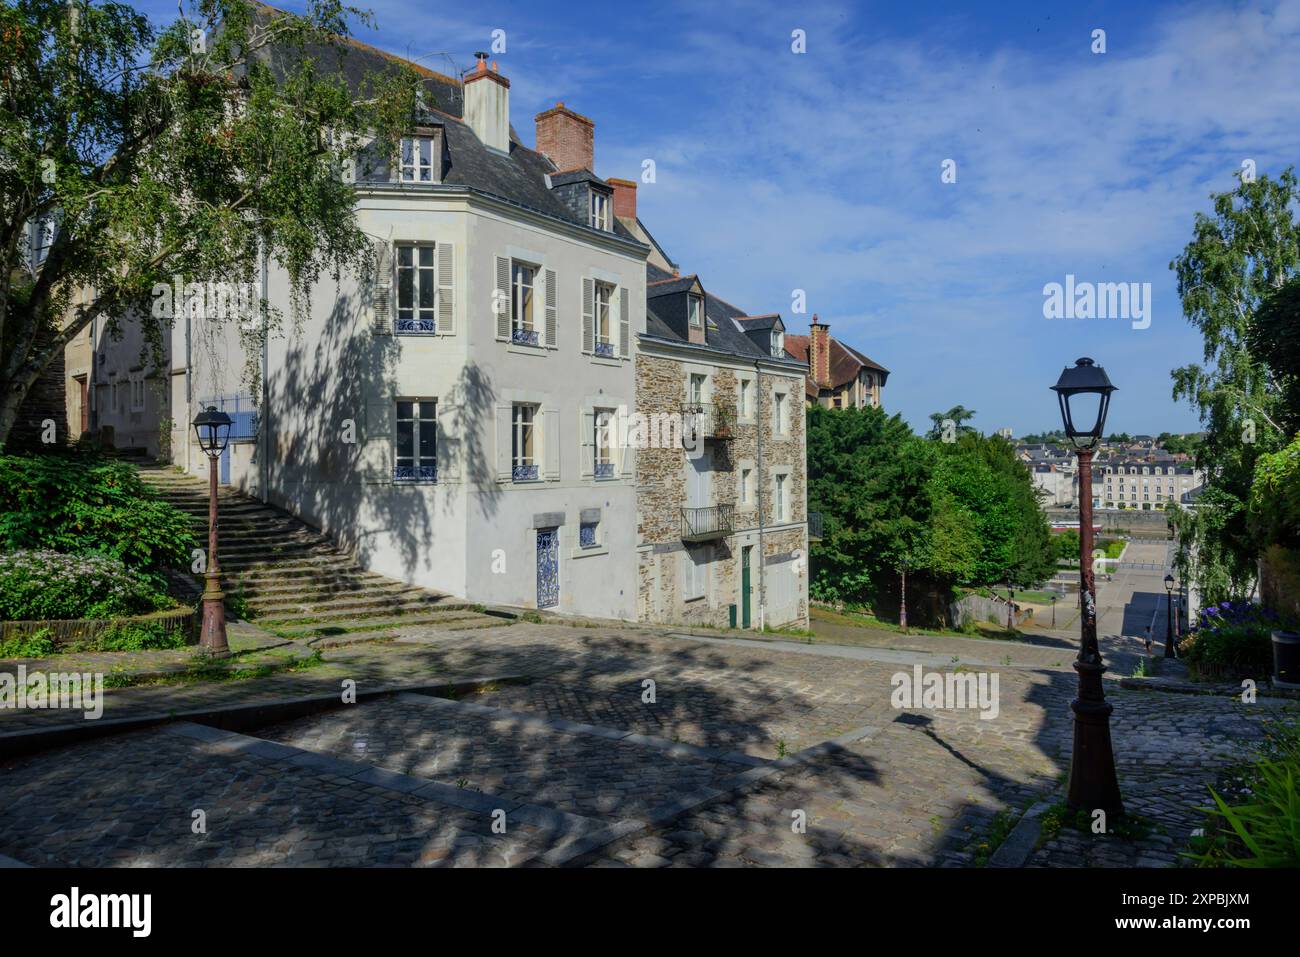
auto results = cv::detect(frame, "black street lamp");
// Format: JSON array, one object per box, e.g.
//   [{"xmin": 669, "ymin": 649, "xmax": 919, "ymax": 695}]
[
  {"xmin": 1006, "ymin": 581, "xmax": 1015, "ymax": 631},
  {"xmin": 193, "ymin": 405, "xmax": 233, "ymax": 658},
  {"xmin": 1051, "ymin": 357, "xmax": 1124, "ymax": 818},
  {"xmin": 1163, "ymin": 574, "xmax": 1178, "ymax": 659}
]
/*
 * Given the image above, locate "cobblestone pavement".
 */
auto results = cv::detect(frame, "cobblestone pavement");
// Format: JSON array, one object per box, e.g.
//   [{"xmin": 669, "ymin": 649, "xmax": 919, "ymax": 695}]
[
  {"xmin": 259, "ymin": 692, "xmax": 754, "ymax": 819},
  {"xmin": 0, "ymin": 725, "xmax": 545, "ymax": 866},
  {"xmin": 2, "ymin": 621, "xmax": 1293, "ymax": 868}
]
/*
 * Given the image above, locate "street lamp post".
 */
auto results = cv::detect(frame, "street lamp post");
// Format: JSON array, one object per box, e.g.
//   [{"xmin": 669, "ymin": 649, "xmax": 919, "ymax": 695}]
[
  {"xmin": 1051, "ymin": 594, "xmax": 1057, "ymax": 627},
  {"xmin": 193, "ymin": 405, "xmax": 233, "ymax": 658},
  {"xmin": 1052, "ymin": 357, "xmax": 1124, "ymax": 818},
  {"xmin": 1163, "ymin": 574, "xmax": 1177, "ymax": 659},
  {"xmin": 899, "ymin": 558, "xmax": 908, "ymax": 633},
  {"xmin": 1007, "ymin": 582, "xmax": 1015, "ymax": 631}
]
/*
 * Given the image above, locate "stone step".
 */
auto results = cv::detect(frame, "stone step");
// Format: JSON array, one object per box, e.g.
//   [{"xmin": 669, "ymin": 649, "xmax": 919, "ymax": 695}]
[
  {"xmin": 250, "ymin": 592, "xmax": 465, "ymax": 619},
  {"xmin": 221, "ymin": 555, "xmax": 359, "ymax": 574},
  {"xmin": 257, "ymin": 598, "xmax": 473, "ymax": 627},
  {"xmin": 232, "ymin": 576, "xmax": 410, "ymax": 600},
  {"xmin": 272, "ymin": 610, "xmax": 497, "ymax": 639}
]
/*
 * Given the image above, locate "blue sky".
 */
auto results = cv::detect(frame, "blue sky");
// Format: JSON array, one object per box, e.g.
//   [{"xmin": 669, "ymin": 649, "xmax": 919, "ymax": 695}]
[{"xmin": 149, "ymin": 0, "xmax": 1300, "ymax": 436}]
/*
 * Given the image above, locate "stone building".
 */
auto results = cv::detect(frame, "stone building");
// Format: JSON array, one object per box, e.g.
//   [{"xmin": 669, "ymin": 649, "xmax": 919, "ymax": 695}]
[
  {"xmin": 613, "ymin": 184, "xmax": 810, "ymax": 628},
  {"xmin": 783, "ymin": 316, "xmax": 889, "ymax": 410}
]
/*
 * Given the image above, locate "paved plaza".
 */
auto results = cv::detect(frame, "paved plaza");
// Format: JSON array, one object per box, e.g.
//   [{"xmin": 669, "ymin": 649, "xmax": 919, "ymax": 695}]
[{"xmin": 2, "ymin": 557, "xmax": 1293, "ymax": 868}]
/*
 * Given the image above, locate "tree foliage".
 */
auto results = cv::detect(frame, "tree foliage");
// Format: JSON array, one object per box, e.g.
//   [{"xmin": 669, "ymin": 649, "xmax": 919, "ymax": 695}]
[
  {"xmin": 807, "ymin": 406, "xmax": 1054, "ymax": 620},
  {"xmin": 1169, "ymin": 168, "xmax": 1300, "ymax": 603},
  {"xmin": 0, "ymin": 0, "xmax": 419, "ymax": 447}
]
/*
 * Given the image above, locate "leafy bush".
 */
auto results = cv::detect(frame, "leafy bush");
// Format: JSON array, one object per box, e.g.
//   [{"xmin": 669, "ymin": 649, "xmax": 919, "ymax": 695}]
[
  {"xmin": 96, "ymin": 620, "xmax": 189, "ymax": 652},
  {"xmin": 1178, "ymin": 600, "xmax": 1286, "ymax": 677},
  {"xmin": 0, "ymin": 550, "xmax": 173, "ymax": 621},
  {"xmin": 1192, "ymin": 718, "xmax": 1300, "ymax": 867},
  {"xmin": 1249, "ymin": 433, "xmax": 1300, "ymax": 550},
  {"xmin": 0, "ymin": 452, "xmax": 196, "ymax": 574},
  {"xmin": 0, "ymin": 627, "xmax": 56, "ymax": 658}
]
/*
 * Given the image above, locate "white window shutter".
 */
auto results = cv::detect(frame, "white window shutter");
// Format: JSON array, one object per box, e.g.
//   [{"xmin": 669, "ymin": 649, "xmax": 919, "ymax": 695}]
[
  {"xmin": 545, "ymin": 269, "xmax": 558, "ymax": 349},
  {"xmin": 437, "ymin": 243, "xmax": 455, "ymax": 335},
  {"xmin": 495, "ymin": 403, "xmax": 512, "ymax": 482},
  {"xmin": 619, "ymin": 286, "xmax": 630, "ymax": 358},
  {"xmin": 372, "ymin": 240, "xmax": 393, "ymax": 335},
  {"xmin": 495, "ymin": 256, "xmax": 511, "ymax": 341},
  {"xmin": 580, "ymin": 409, "xmax": 594, "ymax": 478},
  {"xmin": 543, "ymin": 408, "xmax": 560, "ymax": 480},
  {"xmin": 581, "ymin": 277, "xmax": 594, "ymax": 353}
]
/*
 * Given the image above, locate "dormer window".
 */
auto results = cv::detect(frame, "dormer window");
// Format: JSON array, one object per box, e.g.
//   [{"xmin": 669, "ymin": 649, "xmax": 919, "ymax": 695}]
[
  {"xmin": 770, "ymin": 329, "xmax": 784, "ymax": 358},
  {"xmin": 399, "ymin": 136, "xmax": 435, "ymax": 182},
  {"xmin": 589, "ymin": 190, "xmax": 610, "ymax": 231},
  {"xmin": 688, "ymin": 295, "xmax": 703, "ymax": 328}
]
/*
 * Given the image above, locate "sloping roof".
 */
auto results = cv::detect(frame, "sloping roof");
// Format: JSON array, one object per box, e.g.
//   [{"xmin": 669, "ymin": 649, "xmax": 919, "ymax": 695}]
[
  {"xmin": 246, "ymin": 4, "xmax": 636, "ymax": 239},
  {"xmin": 646, "ymin": 275, "xmax": 700, "ymax": 298},
  {"xmin": 785, "ymin": 333, "xmax": 890, "ymax": 389}
]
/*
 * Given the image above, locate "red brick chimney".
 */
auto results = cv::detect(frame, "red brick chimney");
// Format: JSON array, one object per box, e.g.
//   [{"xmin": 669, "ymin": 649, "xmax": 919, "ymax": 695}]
[
  {"xmin": 608, "ymin": 177, "xmax": 637, "ymax": 221},
  {"xmin": 535, "ymin": 102, "xmax": 594, "ymax": 172},
  {"xmin": 809, "ymin": 316, "xmax": 831, "ymax": 387}
]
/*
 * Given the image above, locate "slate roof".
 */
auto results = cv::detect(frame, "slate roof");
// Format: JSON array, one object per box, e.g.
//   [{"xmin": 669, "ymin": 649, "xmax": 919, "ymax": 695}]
[
  {"xmin": 641, "ymin": 265, "xmax": 802, "ymax": 366},
  {"xmin": 246, "ymin": 4, "xmax": 639, "ymax": 242},
  {"xmin": 784, "ymin": 333, "xmax": 891, "ymax": 388}
]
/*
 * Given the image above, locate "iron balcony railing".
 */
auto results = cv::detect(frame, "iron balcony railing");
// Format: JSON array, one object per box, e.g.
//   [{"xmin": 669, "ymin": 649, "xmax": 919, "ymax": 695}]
[
  {"xmin": 681, "ymin": 504, "xmax": 734, "ymax": 542},
  {"xmin": 392, "ymin": 464, "xmax": 437, "ymax": 483},
  {"xmin": 808, "ymin": 511, "xmax": 824, "ymax": 541},
  {"xmin": 681, "ymin": 401, "xmax": 735, "ymax": 442}
]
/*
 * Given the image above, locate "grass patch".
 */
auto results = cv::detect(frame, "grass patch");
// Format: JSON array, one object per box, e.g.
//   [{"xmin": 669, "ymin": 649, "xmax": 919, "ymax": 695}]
[{"xmin": 1037, "ymin": 802, "xmax": 1152, "ymax": 845}]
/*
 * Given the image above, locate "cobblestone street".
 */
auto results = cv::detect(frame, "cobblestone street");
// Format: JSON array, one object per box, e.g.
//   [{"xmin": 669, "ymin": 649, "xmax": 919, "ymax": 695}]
[{"xmin": 2, "ymin": 617, "xmax": 1291, "ymax": 868}]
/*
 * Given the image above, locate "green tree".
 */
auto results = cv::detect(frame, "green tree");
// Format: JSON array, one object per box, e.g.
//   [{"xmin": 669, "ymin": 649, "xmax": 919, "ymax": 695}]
[
  {"xmin": 0, "ymin": 0, "xmax": 417, "ymax": 448},
  {"xmin": 925, "ymin": 404, "xmax": 977, "ymax": 441},
  {"xmin": 1169, "ymin": 168, "xmax": 1300, "ymax": 602}
]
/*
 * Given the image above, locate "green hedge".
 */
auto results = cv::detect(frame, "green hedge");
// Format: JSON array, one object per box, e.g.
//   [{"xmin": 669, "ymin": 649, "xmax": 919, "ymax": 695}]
[
  {"xmin": 0, "ymin": 550, "xmax": 174, "ymax": 620},
  {"xmin": 0, "ymin": 452, "xmax": 196, "ymax": 575}
]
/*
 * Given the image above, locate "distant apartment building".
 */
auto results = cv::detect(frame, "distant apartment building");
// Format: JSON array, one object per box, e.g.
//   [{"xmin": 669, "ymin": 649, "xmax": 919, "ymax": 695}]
[
  {"xmin": 783, "ymin": 316, "xmax": 888, "ymax": 410},
  {"xmin": 1016, "ymin": 439, "xmax": 1205, "ymax": 510}
]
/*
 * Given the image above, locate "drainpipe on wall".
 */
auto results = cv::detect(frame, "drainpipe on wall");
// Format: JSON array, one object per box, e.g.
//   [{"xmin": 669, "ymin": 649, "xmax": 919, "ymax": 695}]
[
  {"xmin": 184, "ymin": 306, "xmax": 192, "ymax": 472},
  {"xmin": 754, "ymin": 359, "xmax": 766, "ymax": 630},
  {"xmin": 259, "ymin": 243, "xmax": 270, "ymax": 504}
]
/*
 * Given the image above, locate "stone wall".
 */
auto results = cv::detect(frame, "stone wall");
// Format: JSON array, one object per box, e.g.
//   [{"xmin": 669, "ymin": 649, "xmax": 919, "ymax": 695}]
[{"xmin": 635, "ymin": 350, "xmax": 808, "ymax": 628}]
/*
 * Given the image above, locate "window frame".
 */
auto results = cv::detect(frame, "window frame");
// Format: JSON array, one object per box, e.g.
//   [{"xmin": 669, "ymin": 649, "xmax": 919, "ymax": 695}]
[
  {"xmin": 593, "ymin": 280, "xmax": 615, "ymax": 355},
  {"xmin": 394, "ymin": 399, "xmax": 438, "ymax": 483},
  {"xmin": 594, "ymin": 408, "xmax": 616, "ymax": 479},
  {"xmin": 511, "ymin": 260, "xmax": 539, "ymax": 345},
  {"xmin": 398, "ymin": 136, "xmax": 436, "ymax": 183},
  {"xmin": 512, "ymin": 403, "xmax": 539, "ymax": 482},
  {"xmin": 688, "ymin": 295, "xmax": 703, "ymax": 328},
  {"xmin": 589, "ymin": 190, "xmax": 610, "ymax": 231},
  {"xmin": 395, "ymin": 242, "xmax": 437, "ymax": 334}
]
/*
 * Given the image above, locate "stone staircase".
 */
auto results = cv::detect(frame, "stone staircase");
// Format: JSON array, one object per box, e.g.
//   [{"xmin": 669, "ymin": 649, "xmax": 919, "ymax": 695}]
[{"xmin": 136, "ymin": 463, "xmax": 506, "ymax": 644}]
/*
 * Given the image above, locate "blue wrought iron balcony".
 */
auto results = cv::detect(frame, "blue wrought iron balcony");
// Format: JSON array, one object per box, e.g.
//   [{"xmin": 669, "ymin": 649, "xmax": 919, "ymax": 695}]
[
  {"xmin": 681, "ymin": 504, "xmax": 734, "ymax": 542},
  {"xmin": 594, "ymin": 339, "xmax": 616, "ymax": 357},
  {"xmin": 393, "ymin": 464, "xmax": 437, "ymax": 483},
  {"xmin": 513, "ymin": 464, "xmax": 540, "ymax": 482},
  {"xmin": 594, "ymin": 461, "xmax": 615, "ymax": 479},
  {"xmin": 396, "ymin": 316, "xmax": 436, "ymax": 334},
  {"xmin": 512, "ymin": 327, "xmax": 540, "ymax": 346}
]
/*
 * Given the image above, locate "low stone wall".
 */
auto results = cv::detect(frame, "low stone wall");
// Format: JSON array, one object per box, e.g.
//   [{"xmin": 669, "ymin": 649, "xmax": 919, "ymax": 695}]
[
  {"xmin": 0, "ymin": 606, "xmax": 198, "ymax": 649},
  {"xmin": 949, "ymin": 593, "xmax": 1032, "ymax": 630}
]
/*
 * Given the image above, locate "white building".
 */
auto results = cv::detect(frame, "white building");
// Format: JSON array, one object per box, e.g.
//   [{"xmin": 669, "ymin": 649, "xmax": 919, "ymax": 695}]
[{"xmin": 92, "ymin": 45, "xmax": 653, "ymax": 619}]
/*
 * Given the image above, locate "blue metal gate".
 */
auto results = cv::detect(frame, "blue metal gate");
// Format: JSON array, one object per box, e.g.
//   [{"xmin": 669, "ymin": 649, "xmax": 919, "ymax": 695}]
[{"xmin": 536, "ymin": 528, "xmax": 559, "ymax": 609}]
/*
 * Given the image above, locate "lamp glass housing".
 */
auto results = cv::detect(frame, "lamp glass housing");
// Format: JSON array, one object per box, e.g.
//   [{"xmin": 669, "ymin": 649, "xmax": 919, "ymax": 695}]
[
  {"xmin": 193, "ymin": 405, "xmax": 233, "ymax": 457},
  {"xmin": 1050, "ymin": 357, "xmax": 1117, "ymax": 451}
]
